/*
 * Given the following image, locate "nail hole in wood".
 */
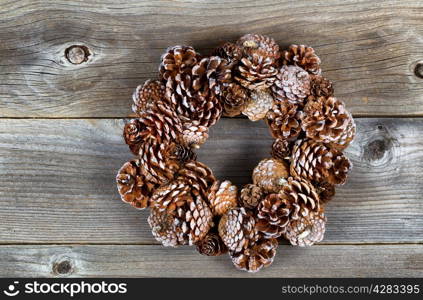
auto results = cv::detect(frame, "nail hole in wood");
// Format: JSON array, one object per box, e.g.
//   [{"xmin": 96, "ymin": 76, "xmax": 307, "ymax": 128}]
[
  {"xmin": 53, "ymin": 260, "xmax": 73, "ymax": 275},
  {"xmin": 377, "ymin": 125, "xmax": 383, "ymax": 130},
  {"xmin": 65, "ymin": 45, "xmax": 91, "ymax": 65},
  {"xmin": 414, "ymin": 62, "xmax": 423, "ymax": 79}
]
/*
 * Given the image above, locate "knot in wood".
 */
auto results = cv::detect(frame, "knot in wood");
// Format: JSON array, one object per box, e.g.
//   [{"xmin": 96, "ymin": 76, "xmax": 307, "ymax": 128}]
[
  {"xmin": 414, "ymin": 62, "xmax": 423, "ymax": 79},
  {"xmin": 65, "ymin": 45, "xmax": 90, "ymax": 65},
  {"xmin": 53, "ymin": 259, "xmax": 73, "ymax": 275}
]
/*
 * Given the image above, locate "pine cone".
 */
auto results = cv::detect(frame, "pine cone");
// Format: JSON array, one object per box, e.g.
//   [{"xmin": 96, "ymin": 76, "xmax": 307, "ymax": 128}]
[
  {"xmin": 282, "ymin": 44, "xmax": 321, "ymax": 75},
  {"xmin": 176, "ymin": 160, "xmax": 216, "ymax": 199},
  {"xmin": 266, "ymin": 102, "xmax": 302, "ymax": 140},
  {"xmin": 239, "ymin": 184, "xmax": 263, "ymax": 209},
  {"xmin": 132, "ymin": 79, "xmax": 167, "ymax": 115},
  {"xmin": 231, "ymin": 238, "xmax": 278, "ymax": 273},
  {"xmin": 252, "ymin": 158, "xmax": 289, "ymax": 193},
  {"xmin": 148, "ymin": 179, "xmax": 214, "ymax": 246},
  {"xmin": 330, "ymin": 117, "xmax": 356, "ymax": 151},
  {"xmin": 256, "ymin": 193, "xmax": 292, "ymax": 238},
  {"xmin": 196, "ymin": 232, "xmax": 228, "ymax": 256},
  {"xmin": 221, "ymin": 83, "xmax": 249, "ymax": 117},
  {"xmin": 208, "ymin": 180, "xmax": 238, "ymax": 216},
  {"xmin": 213, "ymin": 42, "xmax": 242, "ymax": 65},
  {"xmin": 281, "ymin": 177, "xmax": 321, "ymax": 217},
  {"xmin": 167, "ymin": 142, "xmax": 197, "ymax": 164},
  {"xmin": 284, "ymin": 208, "xmax": 326, "ymax": 246},
  {"xmin": 272, "ymin": 65, "xmax": 311, "ymax": 104},
  {"xmin": 116, "ymin": 160, "xmax": 157, "ymax": 209},
  {"xmin": 315, "ymin": 182, "xmax": 336, "ymax": 203},
  {"xmin": 237, "ymin": 34, "xmax": 280, "ymax": 59},
  {"xmin": 242, "ymin": 89, "xmax": 274, "ymax": 121},
  {"xmin": 181, "ymin": 121, "xmax": 209, "ymax": 148},
  {"xmin": 234, "ymin": 34, "xmax": 279, "ymax": 90},
  {"xmin": 159, "ymin": 46, "xmax": 225, "ymax": 127},
  {"xmin": 302, "ymin": 96, "xmax": 354, "ymax": 147},
  {"xmin": 123, "ymin": 101, "xmax": 183, "ymax": 156},
  {"xmin": 271, "ymin": 139, "xmax": 292, "ymax": 161},
  {"xmin": 309, "ymin": 75, "xmax": 334, "ymax": 98},
  {"xmin": 218, "ymin": 207, "xmax": 259, "ymax": 253},
  {"xmin": 290, "ymin": 139, "xmax": 352, "ymax": 185}
]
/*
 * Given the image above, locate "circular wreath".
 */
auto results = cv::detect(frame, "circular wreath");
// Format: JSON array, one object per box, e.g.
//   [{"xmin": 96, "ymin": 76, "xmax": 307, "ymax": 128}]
[{"xmin": 116, "ymin": 34, "xmax": 355, "ymax": 273}]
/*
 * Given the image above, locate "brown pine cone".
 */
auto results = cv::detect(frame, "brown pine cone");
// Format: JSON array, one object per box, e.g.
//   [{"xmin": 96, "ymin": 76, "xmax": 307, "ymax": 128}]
[
  {"xmin": 234, "ymin": 34, "xmax": 279, "ymax": 90},
  {"xmin": 252, "ymin": 158, "xmax": 289, "ymax": 193},
  {"xmin": 138, "ymin": 140, "xmax": 180, "ymax": 185},
  {"xmin": 221, "ymin": 83, "xmax": 249, "ymax": 117},
  {"xmin": 218, "ymin": 207, "xmax": 259, "ymax": 253},
  {"xmin": 196, "ymin": 232, "xmax": 228, "ymax": 256},
  {"xmin": 256, "ymin": 193, "xmax": 292, "ymax": 238},
  {"xmin": 213, "ymin": 42, "xmax": 242, "ymax": 65},
  {"xmin": 282, "ymin": 44, "xmax": 321, "ymax": 75},
  {"xmin": 208, "ymin": 180, "xmax": 238, "ymax": 216},
  {"xmin": 284, "ymin": 208, "xmax": 326, "ymax": 246},
  {"xmin": 116, "ymin": 160, "xmax": 157, "ymax": 209},
  {"xmin": 123, "ymin": 101, "xmax": 183, "ymax": 156},
  {"xmin": 176, "ymin": 160, "xmax": 216, "ymax": 199},
  {"xmin": 272, "ymin": 65, "xmax": 311, "ymax": 104},
  {"xmin": 290, "ymin": 139, "xmax": 352, "ymax": 185},
  {"xmin": 239, "ymin": 184, "xmax": 263, "ymax": 209},
  {"xmin": 266, "ymin": 102, "xmax": 302, "ymax": 140},
  {"xmin": 132, "ymin": 79, "xmax": 167, "ymax": 115},
  {"xmin": 271, "ymin": 139, "xmax": 292, "ymax": 161},
  {"xmin": 281, "ymin": 177, "xmax": 321, "ymax": 217},
  {"xmin": 231, "ymin": 238, "xmax": 278, "ymax": 273},
  {"xmin": 167, "ymin": 142, "xmax": 197, "ymax": 164},
  {"xmin": 314, "ymin": 182, "xmax": 336, "ymax": 203},
  {"xmin": 309, "ymin": 75, "xmax": 334, "ymax": 98},
  {"xmin": 159, "ymin": 46, "xmax": 225, "ymax": 127},
  {"xmin": 237, "ymin": 34, "xmax": 280, "ymax": 59},
  {"xmin": 148, "ymin": 179, "xmax": 214, "ymax": 246},
  {"xmin": 181, "ymin": 121, "xmax": 209, "ymax": 148},
  {"xmin": 242, "ymin": 89, "xmax": 274, "ymax": 121},
  {"xmin": 329, "ymin": 118, "xmax": 356, "ymax": 151},
  {"xmin": 302, "ymin": 96, "xmax": 354, "ymax": 147}
]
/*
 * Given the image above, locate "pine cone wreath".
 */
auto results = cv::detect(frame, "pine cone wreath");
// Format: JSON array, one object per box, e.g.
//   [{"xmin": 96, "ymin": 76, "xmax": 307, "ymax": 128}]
[
  {"xmin": 239, "ymin": 184, "xmax": 263, "ymax": 209},
  {"xmin": 252, "ymin": 158, "xmax": 289, "ymax": 193},
  {"xmin": 284, "ymin": 208, "xmax": 326, "ymax": 246},
  {"xmin": 302, "ymin": 96, "xmax": 355, "ymax": 148},
  {"xmin": 266, "ymin": 102, "xmax": 302, "ymax": 140},
  {"xmin": 282, "ymin": 44, "xmax": 321, "ymax": 75},
  {"xmin": 196, "ymin": 232, "xmax": 228, "ymax": 256},
  {"xmin": 290, "ymin": 139, "xmax": 352, "ymax": 185},
  {"xmin": 242, "ymin": 88, "xmax": 274, "ymax": 121},
  {"xmin": 208, "ymin": 180, "xmax": 238, "ymax": 216},
  {"xmin": 218, "ymin": 207, "xmax": 259, "ymax": 253},
  {"xmin": 230, "ymin": 238, "xmax": 278, "ymax": 273},
  {"xmin": 117, "ymin": 34, "xmax": 355, "ymax": 273},
  {"xmin": 271, "ymin": 65, "xmax": 311, "ymax": 104},
  {"xmin": 148, "ymin": 179, "xmax": 214, "ymax": 246}
]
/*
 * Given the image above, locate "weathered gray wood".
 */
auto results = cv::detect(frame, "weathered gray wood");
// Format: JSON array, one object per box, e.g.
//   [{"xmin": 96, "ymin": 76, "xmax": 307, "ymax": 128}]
[
  {"xmin": 0, "ymin": 244, "xmax": 421, "ymax": 277},
  {"xmin": 1, "ymin": 0, "xmax": 423, "ymax": 117},
  {"xmin": 0, "ymin": 118, "xmax": 422, "ymax": 244}
]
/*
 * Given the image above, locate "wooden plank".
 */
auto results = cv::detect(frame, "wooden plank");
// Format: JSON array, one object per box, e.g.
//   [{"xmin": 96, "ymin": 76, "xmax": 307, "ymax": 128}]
[
  {"xmin": 0, "ymin": 118, "xmax": 422, "ymax": 244},
  {"xmin": 1, "ymin": 0, "xmax": 423, "ymax": 117},
  {"xmin": 0, "ymin": 244, "xmax": 421, "ymax": 277}
]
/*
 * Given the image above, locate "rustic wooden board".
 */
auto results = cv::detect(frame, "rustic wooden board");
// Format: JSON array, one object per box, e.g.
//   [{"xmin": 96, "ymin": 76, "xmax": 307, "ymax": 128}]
[
  {"xmin": 0, "ymin": 244, "xmax": 421, "ymax": 277},
  {"xmin": 1, "ymin": 0, "xmax": 423, "ymax": 117},
  {"xmin": 1, "ymin": 118, "xmax": 422, "ymax": 244}
]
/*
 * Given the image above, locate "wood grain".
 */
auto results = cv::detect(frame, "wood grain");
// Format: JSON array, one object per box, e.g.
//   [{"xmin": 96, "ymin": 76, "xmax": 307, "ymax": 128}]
[
  {"xmin": 0, "ymin": 244, "xmax": 421, "ymax": 277},
  {"xmin": 1, "ymin": 0, "xmax": 423, "ymax": 117},
  {"xmin": 0, "ymin": 118, "xmax": 422, "ymax": 244}
]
